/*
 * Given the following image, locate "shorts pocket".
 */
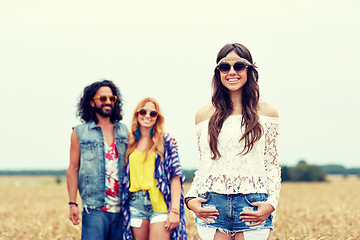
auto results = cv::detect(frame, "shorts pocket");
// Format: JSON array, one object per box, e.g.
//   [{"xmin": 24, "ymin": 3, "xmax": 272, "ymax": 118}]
[
  {"xmin": 198, "ymin": 192, "xmax": 213, "ymax": 203},
  {"xmin": 130, "ymin": 193, "xmax": 140, "ymax": 201},
  {"xmin": 244, "ymin": 193, "xmax": 268, "ymax": 206}
]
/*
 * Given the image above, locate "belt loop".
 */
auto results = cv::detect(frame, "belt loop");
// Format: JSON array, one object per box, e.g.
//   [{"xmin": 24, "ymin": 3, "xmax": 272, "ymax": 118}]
[{"xmin": 84, "ymin": 205, "xmax": 90, "ymax": 214}]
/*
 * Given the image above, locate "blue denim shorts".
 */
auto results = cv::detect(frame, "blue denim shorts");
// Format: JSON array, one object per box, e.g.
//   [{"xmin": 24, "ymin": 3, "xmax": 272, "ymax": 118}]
[
  {"xmin": 195, "ymin": 192, "xmax": 273, "ymax": 234},
  {"xmin": 129, "ymin": 191, "xmax": 168, "ymax": 227}
]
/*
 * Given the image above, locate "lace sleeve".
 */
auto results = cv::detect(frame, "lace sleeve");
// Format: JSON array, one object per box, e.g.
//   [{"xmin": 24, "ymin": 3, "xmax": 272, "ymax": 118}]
[
  {"xmin": 185, "ymin": 170, "xmax": 200, "ymax": 199},
  {"xmin": 263, "ymin": 118, "xmax": 281, "ymax": 209},
  {"xmin": 185, "ymin": 123, "xmax": 203, "ymax": 199}
]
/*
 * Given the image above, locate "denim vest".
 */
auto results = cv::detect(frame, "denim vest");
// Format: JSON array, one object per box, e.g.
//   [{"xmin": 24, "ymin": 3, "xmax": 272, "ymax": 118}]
[{"xmin": 74, "ymin": 120, "xmax": 128, "ymax": 209}]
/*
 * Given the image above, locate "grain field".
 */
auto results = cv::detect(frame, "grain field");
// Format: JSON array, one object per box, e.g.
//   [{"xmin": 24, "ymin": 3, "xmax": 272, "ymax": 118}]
[{"xmin": 0, "ymin": 175, "xmax": 359, "ymax": 240}]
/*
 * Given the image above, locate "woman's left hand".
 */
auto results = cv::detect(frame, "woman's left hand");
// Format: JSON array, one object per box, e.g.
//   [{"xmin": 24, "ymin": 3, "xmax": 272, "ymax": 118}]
[
  {"xmin": 171, "ymin": 137, "xmax": 178, "ymax": 149},
  {"xmin": 165, "ymin": 211, "xmax": 180, "ymax": 232},
  {"xmin": 239, "ymin": 202, "xmax": 274, "ymax": 226}
]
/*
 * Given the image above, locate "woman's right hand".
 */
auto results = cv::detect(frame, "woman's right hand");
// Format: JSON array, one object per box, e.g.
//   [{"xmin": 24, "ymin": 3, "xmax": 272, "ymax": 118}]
[{"xmin": 187, "ymin": 198, "xmax": 219, "ymax": 224}]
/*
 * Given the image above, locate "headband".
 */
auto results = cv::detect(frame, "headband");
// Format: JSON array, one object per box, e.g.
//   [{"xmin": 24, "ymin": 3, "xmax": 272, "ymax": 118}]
[{"xmin": 217, "ymin": 57, "xmax": 255, "ymax": 67}]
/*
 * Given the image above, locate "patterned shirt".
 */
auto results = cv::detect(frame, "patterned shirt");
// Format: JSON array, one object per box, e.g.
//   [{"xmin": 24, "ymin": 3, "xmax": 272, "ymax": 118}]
[{"xmin": 99, "ymin": 138, "xmax": 121, "ymax": 213}]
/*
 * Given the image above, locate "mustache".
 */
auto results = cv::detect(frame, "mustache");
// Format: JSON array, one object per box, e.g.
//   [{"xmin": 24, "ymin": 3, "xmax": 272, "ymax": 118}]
[{"xmin": 101, "ymin": 104, "xmax": 113, "ymax": 108}]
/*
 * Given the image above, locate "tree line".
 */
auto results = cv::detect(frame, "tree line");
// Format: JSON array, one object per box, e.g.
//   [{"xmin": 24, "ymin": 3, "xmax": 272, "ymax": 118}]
[
  {"xmin": 281, "ymin": 160, "xmax": 360, "ymax": 182},
  {"xmin": 1, "ymin": 161, "xmax": 359, "ymax": 182},
  {"xmin": 184, "ymin": 160, "xmax": 360, "ymax": 182}
]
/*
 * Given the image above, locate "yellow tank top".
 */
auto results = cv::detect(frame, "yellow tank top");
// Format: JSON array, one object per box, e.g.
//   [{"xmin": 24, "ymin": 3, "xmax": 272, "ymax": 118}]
[{"xmin": 129, "ymin": 149, "xmax": 168, "ymax": 213}]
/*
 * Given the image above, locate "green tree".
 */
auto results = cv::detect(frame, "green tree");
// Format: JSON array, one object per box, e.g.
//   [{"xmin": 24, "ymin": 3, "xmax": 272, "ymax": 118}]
[
  {"xmin": 289, "ymin": 160, "xmax": 326, "ymax": 182},
  {"xmin": 281, "ymin": 166, "xmax": 291, "ymax": 182}
]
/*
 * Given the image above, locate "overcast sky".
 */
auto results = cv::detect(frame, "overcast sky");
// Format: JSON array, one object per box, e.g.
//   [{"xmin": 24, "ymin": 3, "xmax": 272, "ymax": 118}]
[{"xmin": 1, "ymin": 0, "xmax": 359, "ymax": 170}]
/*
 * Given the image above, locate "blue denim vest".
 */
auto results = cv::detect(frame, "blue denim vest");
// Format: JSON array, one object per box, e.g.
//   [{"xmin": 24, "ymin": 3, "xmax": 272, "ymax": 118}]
[{"xmin": 74, "ymin": 120, "xmax": 128, "ymax": 209}]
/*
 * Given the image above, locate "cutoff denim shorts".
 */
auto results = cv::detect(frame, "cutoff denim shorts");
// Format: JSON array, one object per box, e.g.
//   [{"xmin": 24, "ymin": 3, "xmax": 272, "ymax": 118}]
[
  {"xmin": 129, "ymin": 190, "xmax": 168, "ymax": 227},
  {"xmin": 195, "ymin": 192, "xmax": 273, "ymax": 235}
]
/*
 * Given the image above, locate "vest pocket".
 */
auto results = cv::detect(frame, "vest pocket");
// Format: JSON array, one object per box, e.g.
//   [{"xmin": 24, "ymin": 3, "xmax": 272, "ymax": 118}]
[{"xmin": 80, "ymin": 143, "xmax": 97, "ymax": 161}]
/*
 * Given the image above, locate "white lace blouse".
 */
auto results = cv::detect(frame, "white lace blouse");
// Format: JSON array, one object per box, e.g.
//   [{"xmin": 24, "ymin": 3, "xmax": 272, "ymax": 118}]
[{"xmin": 185, "ymin": 115, "xmax": 281, "ymax": 209}]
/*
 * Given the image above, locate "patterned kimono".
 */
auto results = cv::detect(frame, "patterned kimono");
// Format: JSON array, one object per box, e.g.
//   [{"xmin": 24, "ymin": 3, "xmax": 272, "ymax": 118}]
[{"xmin": 122, "ymin": 134, "xmax": 188, "ymax": 240}]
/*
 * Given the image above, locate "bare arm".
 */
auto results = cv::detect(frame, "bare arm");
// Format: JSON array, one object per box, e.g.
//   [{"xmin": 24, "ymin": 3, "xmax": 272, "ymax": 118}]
[
  {"xmin": 170, "ymin": 176, "xmax": 181, "ymax": 211},
  {"xmin": 66, "ymin": 129, "xmax": 81, "ymax": 225},
  {"xmin": 165, "ymin": 176, "xmax": 181, "ymax": 231}
]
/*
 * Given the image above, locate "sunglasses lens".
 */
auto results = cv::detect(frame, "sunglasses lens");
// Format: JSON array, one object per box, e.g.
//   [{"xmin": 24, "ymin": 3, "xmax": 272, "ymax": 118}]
[
  {"xmin": 139, "ymin": 109, "xmax": 147, "ymax": 116},
  {"xmin": 218, "ymin": 62, "xmax": 231, "ymax": 73},
  {"xmin": 99, "ymin": 96, "xmax": 107, "ymax": 102},
  {"xmin": 150, "ymin": 111, "xmax": 158, "ymax": 118},
  {"xmin": 233, "ymin": 62, "xmax": 247, "ymax": 72},
  {"xmin": 109, "ymin": 96, "xmax": 116, "ymax": 102},
  {"xmin": 218, "ymin": 62, "xmax": 247, "ymax": 73}
]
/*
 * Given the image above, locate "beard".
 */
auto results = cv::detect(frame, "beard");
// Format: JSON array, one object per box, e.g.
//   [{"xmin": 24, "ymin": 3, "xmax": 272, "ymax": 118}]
[{"xmin": 94, "ymin": 104, "xmax": 113, "ymax": 118}]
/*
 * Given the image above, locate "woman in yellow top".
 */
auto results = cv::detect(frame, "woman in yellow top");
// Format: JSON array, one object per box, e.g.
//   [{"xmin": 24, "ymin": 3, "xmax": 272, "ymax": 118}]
[{"xmin": 124, "ymin": 97, "xmax": 187, "ymax": 240}]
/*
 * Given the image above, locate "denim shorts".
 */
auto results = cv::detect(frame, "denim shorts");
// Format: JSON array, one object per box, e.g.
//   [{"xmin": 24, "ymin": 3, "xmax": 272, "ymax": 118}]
[
  {"xmin": 129, "ymin": 190, "xmax": 168, "ymax": 227},
  {"xmin": 195, "ymin": 192, "xmax": 273, "ymax": 235}
]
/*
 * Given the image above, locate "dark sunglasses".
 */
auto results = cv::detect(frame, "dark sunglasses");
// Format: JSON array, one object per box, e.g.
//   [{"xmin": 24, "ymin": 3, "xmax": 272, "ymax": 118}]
[
  {"xmin": 138, "ymin": 109, "xmax": 158, "ymax": 118},
  {"xmin": 93, "ymin": 95, "xmax": 117, "ymax": 103},
  {"xmin": 217, "ymin": 61, "xmax": 248, "ymax": 74}
]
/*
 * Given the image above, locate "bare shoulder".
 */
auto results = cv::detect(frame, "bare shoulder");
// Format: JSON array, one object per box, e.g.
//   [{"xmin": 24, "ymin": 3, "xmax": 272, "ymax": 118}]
[
  {"xmin": 258, "ymin": 101, "xmax": 279, "ymax": 118},
  {"xmin": 195, "ymin": 105, "xmax": 215, "ymax": 125},
  {"xmin": 71, "ymin": 128, "xmax": 79, "ymax": 143}
]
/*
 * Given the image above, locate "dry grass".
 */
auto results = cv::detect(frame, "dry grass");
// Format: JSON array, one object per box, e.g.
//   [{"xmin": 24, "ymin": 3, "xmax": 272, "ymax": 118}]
[{"xmin": 0, "ymin": 175, "xmax": 359, "ymax": 240}]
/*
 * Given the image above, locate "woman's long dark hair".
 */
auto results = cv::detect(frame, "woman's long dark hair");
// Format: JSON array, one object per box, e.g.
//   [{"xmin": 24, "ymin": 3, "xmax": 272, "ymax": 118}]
[
  {"xmin": 208, "ymin": 43, "xmax": 263, "ymax": 160},
  {"xmin": 77, "ymin": 80, "xmax": 123, "ymax": 123}
]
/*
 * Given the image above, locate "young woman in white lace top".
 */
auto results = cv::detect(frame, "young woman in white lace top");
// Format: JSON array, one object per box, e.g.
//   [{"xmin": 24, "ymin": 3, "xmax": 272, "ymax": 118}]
[{"xmin": 185, "ymin": 43, "xmax": 281, "ymax": 240}]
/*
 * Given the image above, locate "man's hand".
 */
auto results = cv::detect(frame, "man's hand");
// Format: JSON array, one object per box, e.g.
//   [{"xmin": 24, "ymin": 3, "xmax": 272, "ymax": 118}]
[{"xmin": 69, "ymin": 206, "xmax": 81, "ymax": 225}]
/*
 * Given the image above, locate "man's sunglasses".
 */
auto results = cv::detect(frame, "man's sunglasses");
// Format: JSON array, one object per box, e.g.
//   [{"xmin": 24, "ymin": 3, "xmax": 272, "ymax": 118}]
[
  {"xmin": 217, "ymin": 61, "xmax": 248, "ymax": 74},
  {"xmin": 93, "ymin": 95, "xmax": 117, "ymax": 103},
  {"xmin": 138, "ymin": 109, "xmax": 158, "ymax": 118}
]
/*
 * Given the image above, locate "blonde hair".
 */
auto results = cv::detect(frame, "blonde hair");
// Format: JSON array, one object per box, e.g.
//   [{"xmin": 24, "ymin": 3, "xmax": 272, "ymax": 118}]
[{"xmin": 125, "ymin": 97, "xmax": 165, "ymax": 164}]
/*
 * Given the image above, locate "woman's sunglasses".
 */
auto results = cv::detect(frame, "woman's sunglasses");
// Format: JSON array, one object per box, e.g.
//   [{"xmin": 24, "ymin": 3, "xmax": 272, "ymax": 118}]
[
  {"xmin": 93, "ymin": 95, "xmax": 117, "ymax": 103},
  {"xmin": 138, "ymin": 109, "xmax": 158, "ymax": 118},
  {"xmin": 217, "ymin": 61, "xmax": 248, "ymax": 74}
]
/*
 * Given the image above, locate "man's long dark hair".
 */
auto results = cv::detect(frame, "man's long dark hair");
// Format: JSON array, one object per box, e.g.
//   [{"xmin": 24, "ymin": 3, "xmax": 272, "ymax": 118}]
[
  {"xmin": 208, "ymin": 43, "xmax": 263, "ymax": 160},
  {"xmin": 77, "ymin": 80, "xmax": 123, "ymax": 123}
]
